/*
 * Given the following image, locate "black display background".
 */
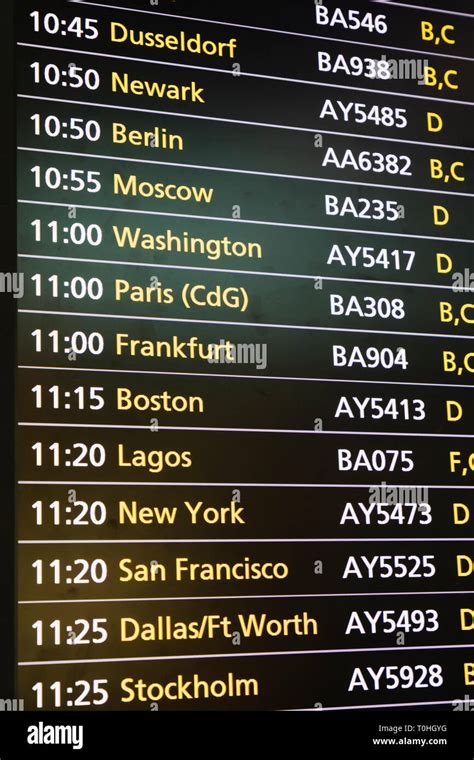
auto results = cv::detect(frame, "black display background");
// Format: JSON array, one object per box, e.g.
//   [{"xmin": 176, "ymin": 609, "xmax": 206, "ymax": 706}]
[{"xmin": 0, "ymin": 0, "xmax": 473, "ymax": 743}]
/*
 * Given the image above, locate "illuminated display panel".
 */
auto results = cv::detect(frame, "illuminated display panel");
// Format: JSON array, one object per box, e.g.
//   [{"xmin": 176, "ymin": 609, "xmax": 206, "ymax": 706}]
[{"xmin": 11, "ymin": 0, "xmax": 474, "ymax": 715}]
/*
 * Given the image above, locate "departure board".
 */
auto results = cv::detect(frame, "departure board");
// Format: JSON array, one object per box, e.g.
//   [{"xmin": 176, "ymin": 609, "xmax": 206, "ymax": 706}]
[{"xmin": 7, "ymin": 0, "xmax": 474, "ymax": 727}]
